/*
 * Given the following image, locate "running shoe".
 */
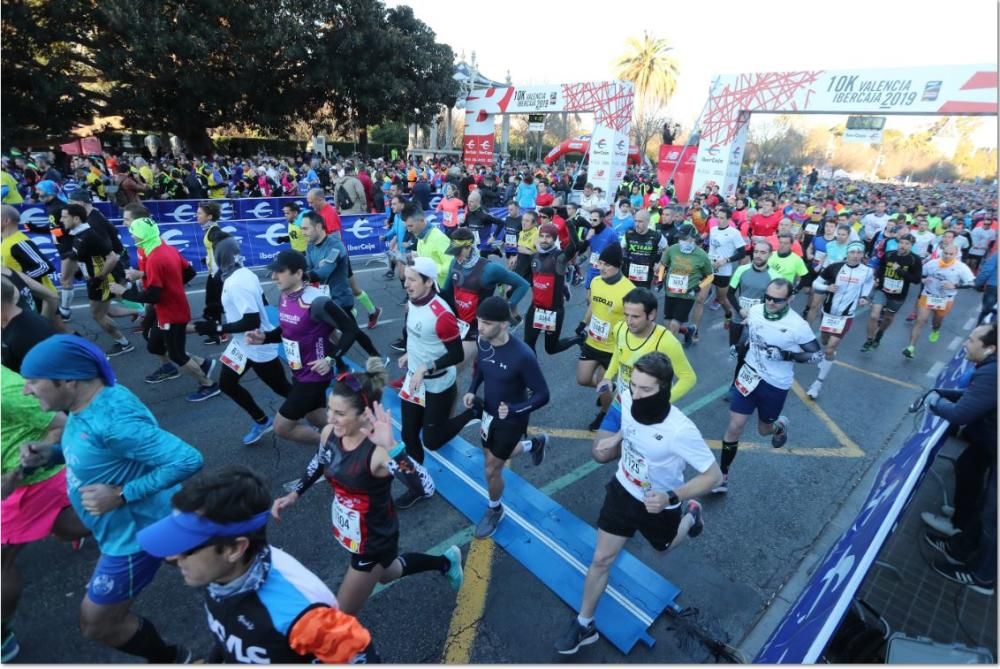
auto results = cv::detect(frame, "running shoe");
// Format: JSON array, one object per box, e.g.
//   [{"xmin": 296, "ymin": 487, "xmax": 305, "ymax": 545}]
[
  {"xmin": 186, "ymin": 383, "xmax": 221, "ymax": 402},
  {"xmin": 905, "ymin": 311, "xmax": 917, "ymax": 322},
  {"xmin": 930, "ymin": 560, "xmax": 995, "ymax": 596},
  {"xmin": 530, "ymin": 433, "xmax": 549, "ymax": 466},
  {"xmin": 145, "ymin": 364, "xmax": 180, "ymax": 384},
  {"xmin": 202, "ymin": 334, "xmax": 222, "ymax": 345},
  {"xmin": 711, "ymin": 474, "xmax": 729, "ymax": 494},
  {"xmin": 588, "ymin": 411, "xmax": 607, "ymax": 432},
  {"xmin": 367, "ymin": 306, "xmax": 382, "ymax": 330},
  {"xmin": 771, "ymin": 415, "xmax": 789, "ymax": 448},
  {"xmin": 902, "ymin": 345, "xmax": 915, "ymax": 359},
  {"xmin": 243, "ymin": 417, "xmax": 274, "ymax": 445},
  {"xmin": 174, "ymin": 645, "xmax": 194, "ymax": 664},
  {"xmin": 2, "ymin": 632, "xmax": 20, "ymax": 663},
  {"xmin": 872, "ymin": 333, "xmax": 883, "ymax": 349},
  {"xmin": 923, "ymin": 532, "xmax": 963, "ymax": 565},
  {"xmin": 920, "ymin": 511, "xmax": 959, "ymax": 537},
  {"xmin": 861, "ymin": 339, "xmax": 875, "ymax": 352},
  {"xmin": 708, "ymin": 299, "xmax": 721, "ymax": 311},
  {"xmin": 394, "ymin": 488, "xmax": 431, "ymax": 509},
  {"xmin": 683, "ymin": 324, "xmax": 697, "ymax": 347},
  {"xmin": 723, "ymin": 316, "xmax": 731, "ymax": 330},
  {"xmin": 383, "ymin": 269, "xmax": 396, "ymax": 279},
  {"xmin": 390, "ymin": 338, "xmax": 406, "ymax": 352},
  {"xmin": 686, "ymin": 500, "xmax": 704, "ymax": 538},
  {"xmin": 554, "ymin": 617, "xmax": 599, "ymax": 655},
  {"xmin": 200, "ymin": 357, "xmax": 217, "ymax": 380},
  {"xmin": 106, "ymin": 341, "xmax": 135, "ymax": 357},
  {"xmin": 443, "ymin": 545, "xmax": 464, "ymax": 590},
  {"xmin": 728, "ymin": 345, "xmax": 738, "ymax": 361},
  {"xmin": 806, "ymin": 380, "xmax": 823, "ymax": 399},
  {"xmin": 928, "ymin": 329, "xmax": 940, "ymax": 343},
  {"xmin": 474, "ymin": 505, "xmax": 504, "ymax": 539},
  {"xmin": 58, "ymin": 306, "xmax": 72, "ymax": 321}
]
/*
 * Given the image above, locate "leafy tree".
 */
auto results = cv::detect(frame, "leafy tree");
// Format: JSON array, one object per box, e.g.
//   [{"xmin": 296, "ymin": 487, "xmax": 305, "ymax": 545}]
[
  {"xmin": 370, "ymin": 122, "xmax": 409, "ymax": 146},
  {"xmin": 614, "ymin": 32, "xmax": 680, "ymax": 155}
]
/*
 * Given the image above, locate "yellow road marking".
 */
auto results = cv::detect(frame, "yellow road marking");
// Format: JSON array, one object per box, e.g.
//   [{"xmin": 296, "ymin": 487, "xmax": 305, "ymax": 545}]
[
  {"xmin": 791, "ymin": 381, "xmax": 865, "ymax": 457},
  {"xmin": 833, "ymin": 360, "xmax": 921, "ymax": 390},
  {"xmin": 442, "ymin": 536, "xmax": 496, "ymax": 663}
]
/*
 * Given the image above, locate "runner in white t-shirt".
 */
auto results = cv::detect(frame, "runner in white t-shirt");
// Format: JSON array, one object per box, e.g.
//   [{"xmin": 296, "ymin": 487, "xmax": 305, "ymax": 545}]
[
  {"xmin": 553, "ymin": 352, "xmax": 721, "ymax": 656},
  {"xmin": 968, "ymin": 223, "xmax": 997, "ymax": 272},
  {"xmin": 707, "ymin": 206, "xmax": 749, "ymax": 328},
  {"xmin": 717, "ymin": 278, "xmax": 822, "ymax": 493},
  {"xmin": 192, "ymin": 238, "xmax": 291, "ymax": 445},
  {"xmin": 904, "ymin": 244, "xmax": 976, "ymax": 359}
]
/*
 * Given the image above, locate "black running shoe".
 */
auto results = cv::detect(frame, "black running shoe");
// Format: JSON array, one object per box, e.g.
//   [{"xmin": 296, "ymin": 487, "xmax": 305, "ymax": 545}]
[{"xmin": 554, "ymin": 618, "xmax": 599, "ymax": 655}]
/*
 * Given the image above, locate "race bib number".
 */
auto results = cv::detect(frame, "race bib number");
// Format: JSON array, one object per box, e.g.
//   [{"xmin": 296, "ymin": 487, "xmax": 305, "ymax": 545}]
[
  {"xmin": 444, "ymin": 212, "xmax": 454, "ymax": 226},
  {"xmin": 589, "ymin": 251, "xmax": 600, "ymax": 269},
  {"xmin": 739, "ymin": 296, "xmax": 761, "ymax": 311},
  {"xmin": 480, "ymin": 412, "xmax": 494, "ymax": 442},
  {"xmin": 505, "ymin": 232, "xmax": 518, "ymax": 247},
  {"xmin": 812, "ymin": 250, "xmax": 827, "ymax": 269},
  {"xmin": 220, "ymin": 338, "xmax": 247, "ymax": 375},
  {"xmin": 804, "ymin": 223, "xmax": 819, "ymax": 236},
  {"xmin": 734, "ymin": 364, "xmax": 761, "ymax": 397},
  {"xmin": 533, "ymin": 308, "xmax": 558, "ymax": 332},
  {"xmin": 820, "ymin": 314, "xmax": 848, "ymax": 335},
  {"xmin": 588, "ymin": 316, "xmax": 611, "ymax": 343},
  {"xmin": 627, "ymin": 263, "xmax": 649, "ymax": 283},
  {"xmin": 282, "ymin": 338, "xmax": 302, "ymax": 370},
  {"xmin": 457, "ymin": 319, "xmax": 471, "ymax": 339},
  {"xmin": 318, "ymin": 284, "xmax": 331, "ymax": 298},
  {"xmin": 620, "ymin": 440, "xmax": 649, "ymax": 489},
  {"xmin": 399, "ymin": 370, "xmax": 426, "ymax": 406},
  {"xmin": 882, "ymin": 277, "xmax": 904, "ymax": 294},
  {"xmin": 925, "ymin": 295, "xmax": 950, "ymax": 311},
  {"xmin": 667, "ymin": 273, "xmax": 689, "ymax": 294},
  {"xmin": 331, "ymin": 494, "xmax": 362, "ymax": 553}
]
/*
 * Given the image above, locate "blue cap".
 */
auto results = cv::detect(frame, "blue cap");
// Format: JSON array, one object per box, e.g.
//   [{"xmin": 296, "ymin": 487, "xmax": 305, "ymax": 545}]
[
  {"xmin": 137, "ymin": 510, "xmax": 269, "ymax": 557},
  {"xmin": 36, "ymin": 180, "xmax": 59, "ymax": 196}
]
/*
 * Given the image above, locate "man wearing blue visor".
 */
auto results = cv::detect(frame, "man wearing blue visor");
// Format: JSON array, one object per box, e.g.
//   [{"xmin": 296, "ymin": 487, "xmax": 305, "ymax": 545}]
[{"xmin": 139, "ymin": 466, "xmax": 379, "ymax": 664}]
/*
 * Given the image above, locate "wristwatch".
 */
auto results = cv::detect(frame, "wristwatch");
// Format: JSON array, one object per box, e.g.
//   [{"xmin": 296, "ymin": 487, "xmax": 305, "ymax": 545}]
[{"xmin": 666, "ymin": 490, "xmax": 680, "ymax": 507}]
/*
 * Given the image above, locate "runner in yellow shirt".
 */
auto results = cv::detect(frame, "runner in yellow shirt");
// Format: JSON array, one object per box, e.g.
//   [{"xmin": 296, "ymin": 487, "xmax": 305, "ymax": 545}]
[{"xmin": 571, "ymin": 244, "xmax": 635, "ymax": 431}]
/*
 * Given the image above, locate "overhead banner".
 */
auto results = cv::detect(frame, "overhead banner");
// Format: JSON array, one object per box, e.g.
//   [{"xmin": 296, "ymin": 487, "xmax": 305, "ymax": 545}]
[
  {"xmin": 656, "ymin": 144, "xmax": 698, "ymax": 203},
  {"xmin": 462, "ymin": 81, "xmax": 634, "ymax": 198},
  {"xmin": 691, "ymin": 64, "xmax": 998, "ymax": 200}
]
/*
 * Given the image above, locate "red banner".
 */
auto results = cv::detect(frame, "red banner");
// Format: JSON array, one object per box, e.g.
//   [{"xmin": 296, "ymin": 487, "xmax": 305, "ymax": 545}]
[
  {"xmin": 60, "ymin": 136, "xmax": 104, "ymax": 156},
  {"xmin": 463, "ymin": 134, "xmax": 495, "ymax": 168},
  {"xmin": 657, "ymin": 144, "xmax": 698, "ymax": 204}
]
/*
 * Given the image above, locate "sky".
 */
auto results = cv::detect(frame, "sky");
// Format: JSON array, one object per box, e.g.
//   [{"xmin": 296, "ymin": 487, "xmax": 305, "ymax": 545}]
[{"xmin": 388, "ymin": 0, "xmax": 998, "ymax": 147}]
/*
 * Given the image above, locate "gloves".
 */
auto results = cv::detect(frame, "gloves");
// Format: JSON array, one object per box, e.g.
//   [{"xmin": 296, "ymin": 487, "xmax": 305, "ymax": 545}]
[
  {"xmin": 276, "ymin": 235, "xmax": 290, "ymax": 244},
  {"xmin": 306, "ymin": 270, "xmax": 321, "ymax": 283},
  {"xmin": 575, "ymin": 321, "xmax": 588, "ymax": 337},
  {"xmin": 193, "ymin": 319, "xmax": 220, "ymax": 336}
]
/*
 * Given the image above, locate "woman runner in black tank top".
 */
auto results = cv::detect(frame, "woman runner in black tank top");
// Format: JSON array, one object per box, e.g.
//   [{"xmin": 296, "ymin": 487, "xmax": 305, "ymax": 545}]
[{"xmin": 271, "ymin": 358, "xmax": 465, "ymax": 615}]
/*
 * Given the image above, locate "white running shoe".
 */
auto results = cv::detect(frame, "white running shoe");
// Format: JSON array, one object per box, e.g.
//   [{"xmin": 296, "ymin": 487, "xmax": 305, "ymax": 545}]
[{"xmin": 807, "ymin": 380, "xmax": 823, "ymax": 399}]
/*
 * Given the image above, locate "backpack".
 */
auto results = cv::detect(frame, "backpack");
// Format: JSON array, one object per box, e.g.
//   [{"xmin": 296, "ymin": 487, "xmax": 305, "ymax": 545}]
[
  {"xmin": 110, "ymin": 176, "xmax": 130, "ymax": 207},
  {"xmin": 336, "ymin": 182, "xmax": 354, "ymax": 210}
]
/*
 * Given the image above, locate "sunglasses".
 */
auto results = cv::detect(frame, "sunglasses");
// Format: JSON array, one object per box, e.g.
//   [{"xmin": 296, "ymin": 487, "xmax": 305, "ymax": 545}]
[
  {"xmin": 336, "ymin": 372, "xmax": 369, "ymax": 408},
  {"xmin": 763, "ymin": 295, "xmax": 788, "ymax": 304}
]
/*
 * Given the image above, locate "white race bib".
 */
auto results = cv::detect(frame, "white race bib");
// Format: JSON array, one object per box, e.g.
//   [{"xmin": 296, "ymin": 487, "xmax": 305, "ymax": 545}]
[
  {"xmin": 220, "ymin": 338, "xmax": 247, "ymax": 375},
  {"xmin": 588, "ymin": 316, "xmax": 611, "ymax": 343},
  {"xmin": 399, "ymin": 370, "xmax": 426, "ymax": 406},
  {"xmin": 444, "ymin": 212, "xmax": 454, "ymax": 225},
  {"xmin": 667, "ymin": 273, "xmax": 689, "ymax": 294},
  {"xmin": 457, "ymin": 319, "xmax": 471, "ymax": 339},
  {"xmin": 820, "ymin": 313, "xmax": 848, "ymax": 335},
  {"xmin": 318, "ymin": 284, "xmax": 331, "ymax": 298},
  {"xmin": 882, "ymin": 277, "xmax": 904, "ymax": 294},
  {"xmin": 589, "ymin": 251, "xmax": 600, "ymax": 268},
  {"xmin": 620, "ymin": 439, "xmax": 650, "ymax": 489},
  {"xmin": 739, "ymin": 296, "xmax": 761, "ymax": 311},
  {"xmin": 925, "ymin": 294, "xmax": 951, "ymax": 310},
  {"xmin": 627, "ymin": 263, "xmax": 649, "ymax": 283},
  {"xmin": 533, "ymin": 308, "xmax": 558, "ymax": 332},
  {"xmin": 331, "ymin": 494, "xmax": 362, "ymax": 553},
  {"xmin": 734, "ymin": 364, "xmax": 761, "ymax": 397},
  {"xmin": 505, "ymin": 232, "xmax": 518, "ymax": 247},
  {"xmin": 282, "ymin": 338, "xmax": 302, "ymax": 370},
  {"xmin": 804, "ymin": 223, "xmax": 819, "ymax": 236},
  {"xmin": 480, "ymin": 412, "xmax": 494, "ymax": 442},
  {"xmin": 472, "ymin": 230, "xmax": 481, "ymax": 247}
]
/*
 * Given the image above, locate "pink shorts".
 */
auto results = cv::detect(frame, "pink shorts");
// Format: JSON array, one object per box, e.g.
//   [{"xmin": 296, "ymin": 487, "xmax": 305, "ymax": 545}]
[{"xmin": 1, "ymin": 469, "xmax": 71, "ymax": 545}]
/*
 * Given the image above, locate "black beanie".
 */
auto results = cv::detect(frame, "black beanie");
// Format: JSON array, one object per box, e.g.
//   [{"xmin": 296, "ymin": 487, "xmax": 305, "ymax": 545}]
[
  {"xmin": 599, "ymin": 243, "xmax": 623, "ymax": 268},
  {"xmin": 476, "ymin": 295, "xmax": 511, "ymax": 322}
]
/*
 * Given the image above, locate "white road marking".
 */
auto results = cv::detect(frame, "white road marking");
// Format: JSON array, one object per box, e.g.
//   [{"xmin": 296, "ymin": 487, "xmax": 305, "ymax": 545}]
[
  {"xmin": 925, "ymin": 361, "xmax": 945, "ymax": 378},
  {"xmin": 947, "ymin": 336, "xmax": 962, "ymax": 351}
]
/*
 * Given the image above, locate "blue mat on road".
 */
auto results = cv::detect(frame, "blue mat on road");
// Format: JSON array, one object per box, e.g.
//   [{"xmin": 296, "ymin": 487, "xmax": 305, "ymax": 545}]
[{"xmin": 340, "ymin": 359, "xmax": 682, "ymax": 654}]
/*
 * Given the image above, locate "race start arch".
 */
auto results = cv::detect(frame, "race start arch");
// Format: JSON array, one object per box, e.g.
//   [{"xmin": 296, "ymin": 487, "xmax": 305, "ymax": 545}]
[
  {"xmin": 692, "ymin": 64, "xmax": 998, "ymax": 198},
  {"xmin": 462, "ymin": 81, "xmax": 634, "ymax": 197}
]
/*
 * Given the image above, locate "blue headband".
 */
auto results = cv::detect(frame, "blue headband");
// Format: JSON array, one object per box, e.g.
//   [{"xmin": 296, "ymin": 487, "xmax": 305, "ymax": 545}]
[
  {"xmin": 137, "ymin": 510, "xmax": 270, "ymax": 558},
  {"xmin": 20, "ymin": 334, "xmax": 116, "ymax": 386}
]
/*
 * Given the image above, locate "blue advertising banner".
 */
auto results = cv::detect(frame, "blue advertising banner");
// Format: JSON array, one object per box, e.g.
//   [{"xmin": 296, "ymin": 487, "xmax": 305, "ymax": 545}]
[{"xmin": 754, "ymin": 344, "xmax": 974, "ymax": 663}]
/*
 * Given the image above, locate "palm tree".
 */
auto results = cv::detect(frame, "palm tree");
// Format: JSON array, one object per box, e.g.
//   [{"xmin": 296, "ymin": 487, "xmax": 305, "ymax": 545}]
[
  {"xmin": 614, "ymin": 32, "xmax": 680, "ymax": 112},
  {"xmin": 614, "ymin": 32, "xmax": 680, "ymax": 155}
]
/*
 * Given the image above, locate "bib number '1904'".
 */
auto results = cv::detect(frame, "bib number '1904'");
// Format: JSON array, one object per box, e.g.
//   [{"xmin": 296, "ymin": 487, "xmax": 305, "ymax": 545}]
[{"xmin": 332, "ymin": 494, "xmax": 362, "ymax": 553}]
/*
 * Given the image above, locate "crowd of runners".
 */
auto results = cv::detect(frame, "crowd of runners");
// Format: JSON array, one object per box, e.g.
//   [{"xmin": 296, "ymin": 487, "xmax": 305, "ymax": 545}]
[{"xmin": 1, "ymin": 156, "xmax": 997, "ymax": 662}]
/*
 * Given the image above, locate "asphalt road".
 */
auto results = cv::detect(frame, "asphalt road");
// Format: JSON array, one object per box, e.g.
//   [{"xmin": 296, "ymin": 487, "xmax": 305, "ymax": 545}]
[{"xmin": 10, "ymin": 256, "xmax": 985, "ymax": 663}]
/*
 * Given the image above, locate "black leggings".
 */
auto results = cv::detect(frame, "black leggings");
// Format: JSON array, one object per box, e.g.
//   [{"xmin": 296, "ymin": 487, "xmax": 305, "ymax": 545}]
[
  {"xmin": 147, "ymin": 324, "xmax": 190, "ymax": 367},
  {"xmin": 400, "ymin": 384, "xmax": 473, "ymax": 463},
  {"xmin": 219, "ymin": 357, "xmax": 292, "ymax": 422},
  {"xmin": 523, "ymin": 306, "xmax": 578, "ymax": 355},
  {"xmin": 203, "ymin": 273, "xmax": 224, "ymax": 322}
]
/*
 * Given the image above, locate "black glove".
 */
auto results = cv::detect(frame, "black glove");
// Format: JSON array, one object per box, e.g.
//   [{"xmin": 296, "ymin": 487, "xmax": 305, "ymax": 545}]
[
  {"xmin": 306, "ymin": 270, "xmax": 321, "ymax": 283},
  {"xmin": 575, "ymin": 321, "xmax": 587, "ymax": 337},
  {"xmin": 276, "ymin": 235, "xmax": 290, "ymax": 244},
  {"xmin": 193, "ymin": 319, "xmax": 220, "ymax": 336},
  {"xmin": 87, "ymin": 276, "xmax": 104, "ymax": 291}
]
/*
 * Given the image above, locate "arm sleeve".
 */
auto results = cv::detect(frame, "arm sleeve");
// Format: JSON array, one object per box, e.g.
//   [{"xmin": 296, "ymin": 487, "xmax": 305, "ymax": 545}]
[
  {"xmin": 433, "ymin": 337, "xmax": 465, "ymax": 372},
  {"xmin": 219, "ymin": 312, "xmax": 261, "ymax": 334},
  {"xmin": 290, "ymin": 442, "xmax": 330, "ymax": 495},
  {"xmin": 109, "ymin": 410, "xmax": 204, "ymax": 502},
  {"xmin": 123, "ymin": 284, "xmax": 162, "ymax": 304},
  {"xmin": 288, "ymin": 606, "xmax": 372, "ymax": 664},
  {"xmin": 508, "ymin": 357, "xmax": 550, "ymax": 415},
  {"xmin": 309, "ymin": 298, "xmax": 358, "ymax": 358},
  {"xmin": 483, "ymin": 263, "xmax": 530, "ymax": 308},
  {"xmin": 10, "ymin": 241, "xmax": 53, "ymax": 279},
  {"xmin": 660, "ymin": 333, "xmax": 697, "ymax": 402},
  {"xmin": 728, "ymin": 247, "xmax": 748, "ymax": 263},
  {"xmin": 781, "ymin": 337, "xmax": 823, "ymax": 363}
]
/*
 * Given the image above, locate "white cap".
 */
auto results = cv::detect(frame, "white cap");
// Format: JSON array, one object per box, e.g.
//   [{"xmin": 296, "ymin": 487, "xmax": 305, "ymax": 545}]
[{"xmin": 411, "ymin": 256, "xmax": 439, "ymax": 283}]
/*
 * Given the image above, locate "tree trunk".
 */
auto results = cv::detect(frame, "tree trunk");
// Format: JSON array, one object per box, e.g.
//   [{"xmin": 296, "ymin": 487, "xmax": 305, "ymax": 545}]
[
  {"xmin": 176, "ymin": 126, "xmax": 213, "ymax": 157},
  {"xmin": 357, "ymin": 126, "xmax": 369, "ymax": 158}
]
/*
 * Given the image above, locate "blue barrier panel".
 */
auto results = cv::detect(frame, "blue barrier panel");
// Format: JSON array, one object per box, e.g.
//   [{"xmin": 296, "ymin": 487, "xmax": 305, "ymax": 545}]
[
  {"xmin": 754, "ymin": 344, "xmax": 973, "ymax": 663},
  {"xmin": 339, "ymin": 358, "xmax": 681, "ymax": 655}
]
